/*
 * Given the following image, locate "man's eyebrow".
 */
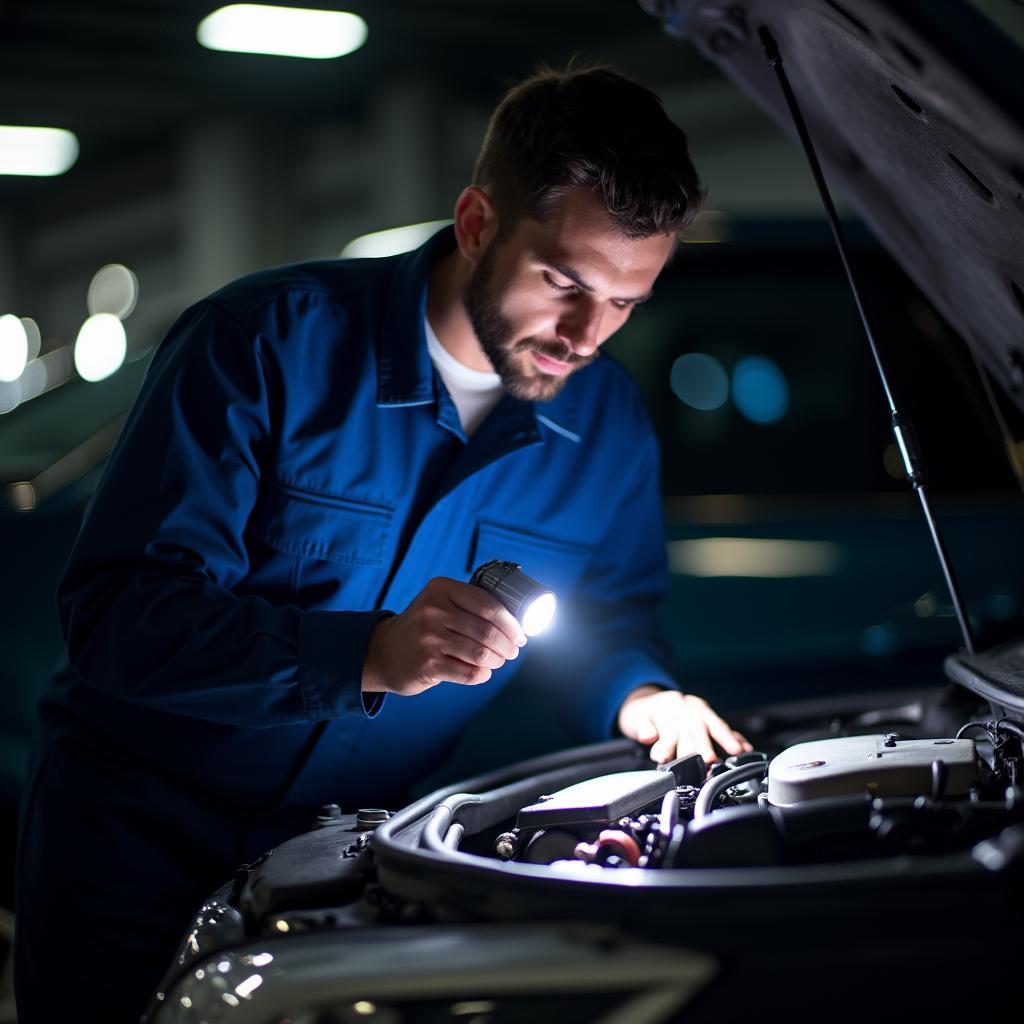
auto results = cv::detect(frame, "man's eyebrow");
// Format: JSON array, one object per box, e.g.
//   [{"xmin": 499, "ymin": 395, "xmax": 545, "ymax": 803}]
[
  {"xmin": 547, "ymin": 260, "xmax": 594, "ymax": 292},
  {"xmin": 546, "ymin": 260, "xmax": 653, "ymax": 304}
]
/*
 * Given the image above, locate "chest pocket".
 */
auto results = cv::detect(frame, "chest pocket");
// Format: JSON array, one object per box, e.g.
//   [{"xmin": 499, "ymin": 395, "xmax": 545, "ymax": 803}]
[
  {"xmin": 250, "ymin": 483, "xmax": 393, "ymax": 567},
  {"xmin": 468, "ymin": 520, "xmax": 593, "ymax": 596}
]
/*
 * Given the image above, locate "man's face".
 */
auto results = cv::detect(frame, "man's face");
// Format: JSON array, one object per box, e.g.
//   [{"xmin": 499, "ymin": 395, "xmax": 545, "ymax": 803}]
[{"xmin": 463, "ymin": 188, "xmax": 675, "ymax": 401}]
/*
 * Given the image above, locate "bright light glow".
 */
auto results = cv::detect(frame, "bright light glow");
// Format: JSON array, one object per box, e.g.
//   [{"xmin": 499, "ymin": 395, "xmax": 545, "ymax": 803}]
[
  {"xmin": 235, "ymin": 974, "xmax": 263, "ymax": 998},
  {"xmin": 671, "ymin": 353, "xmax": 729, "ymax": 411},
  {"xmin": 250, "ymin": 952, "xmax": 273, "ymax": 966},
  {"xmin": 520, "ymin": 592, "xmax": 556, "ymax": 636},
  {"xmin": 341, "ymin": 220, "xmax": 451, "ymax": 259},
  {"xmin": 74, "ymin": 313, "xmax": 126, "ymax": 382},
  {"xmin": 732, "ymin": 356, "xmax": 789, "ymax": 424},
  {"xmin": 0, "ymin": 126, "xmax": 79, "ymax": 176},
  {"xmin": 669, "ymin": 538, "xmax": 842, "ymax": 578},
  {"xmin": 353, "ymin": 1003, "xmax": 377, "ymax": 1016},
  {"xmin": 88, "ymin": 264, "xmax": 139, "ymax": 319},
  {"xmin": 198, "ymin": 4, "xmax": 368, "ymax": 59},
  {"xmin": 0, "ymin": 314, "xmax": 28, "ymax": 381}
]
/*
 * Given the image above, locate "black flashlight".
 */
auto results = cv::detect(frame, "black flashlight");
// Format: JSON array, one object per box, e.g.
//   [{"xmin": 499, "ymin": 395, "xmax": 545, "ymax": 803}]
[{"xmin": 470, "ymin": 559, "xmax": 557, "ymax": 636}]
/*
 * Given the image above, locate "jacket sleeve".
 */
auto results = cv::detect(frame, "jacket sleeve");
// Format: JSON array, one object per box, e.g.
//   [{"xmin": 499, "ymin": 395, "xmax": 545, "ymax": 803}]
[
  {"xmin": 528, "ymin": 426, "xmax": 679, "ymax": 743},
  {"xmin": 58, "ymin": 299, "xmax": 388, "ymax": 728}
]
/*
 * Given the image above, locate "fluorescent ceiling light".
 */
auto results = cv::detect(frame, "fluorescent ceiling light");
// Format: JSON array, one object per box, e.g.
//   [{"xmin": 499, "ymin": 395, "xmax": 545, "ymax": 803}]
[
  {"xmin": 341, "ymin": 221, "xmax": 452, "ymax": 259},
  {"xmin": 197, "ymin": 4, "xmax": 368, "ymax": 59},
  {"xmin": 0, "ymin": 126, "xmax": 78, "ymax": 177}
]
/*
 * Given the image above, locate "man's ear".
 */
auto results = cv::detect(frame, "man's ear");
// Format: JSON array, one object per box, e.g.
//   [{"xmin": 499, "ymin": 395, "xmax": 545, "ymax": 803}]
[{"xmin": 453, "ymin": 186, "xmax": 499, "ymax": 262}]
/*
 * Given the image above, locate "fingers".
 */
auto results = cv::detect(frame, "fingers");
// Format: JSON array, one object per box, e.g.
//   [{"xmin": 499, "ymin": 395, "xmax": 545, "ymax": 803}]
[
  {"xmin": 418, "ymin": 579, "xmax": 526, "ymax": 686},
  {"xmin": 446, "ymin": 580, "xmax": 527, "ymax": 648},
  {"xmin": 439, "ymin": 628, "xmax": 509, "ymax": 671},
  {"xmin": 428, "ymin": 655, "xmax": 492, "ymax": 687},
  {"xmin": 677, "ymin": 720, "xmax": 716, "ymax": 764},
  {"xmin": 619, "ymin": 688, "xmax": 752, "ymax": 764},
  {"xmin": 649, "ymin": 717, "xmax": 678, "ymax": 763},
  {"xmin": 443, "ymin": 608, "xmax": 522, "ymax": 663},
  {"xmin": 702, "ymin": 705, "xmax": 750, "ymax": 757}
]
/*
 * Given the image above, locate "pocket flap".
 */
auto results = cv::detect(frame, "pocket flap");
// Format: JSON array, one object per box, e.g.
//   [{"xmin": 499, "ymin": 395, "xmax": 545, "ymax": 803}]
[
  {"xmin": 469, "ymin": 520, "xmax": 592, "ymax": 593},
  {"xmin": 251, "ymin": 484, "xmax": 393, "ymax": 566}
]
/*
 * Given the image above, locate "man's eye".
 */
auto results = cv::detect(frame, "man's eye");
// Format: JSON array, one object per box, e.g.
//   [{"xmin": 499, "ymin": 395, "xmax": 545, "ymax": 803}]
[
  {"xmin": 543, "ymin": 273, "xmax": 576, "ymax": 293},
  {"xmin": 611, "ymin": 300, "xmax": 632, "ymax": 312}
]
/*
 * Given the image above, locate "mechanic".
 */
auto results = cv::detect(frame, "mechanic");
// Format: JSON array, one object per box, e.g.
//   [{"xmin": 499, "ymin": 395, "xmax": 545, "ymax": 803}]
[{"xmin": 16, "ymin": 66, "xmax": 749, "ymax": 1022}]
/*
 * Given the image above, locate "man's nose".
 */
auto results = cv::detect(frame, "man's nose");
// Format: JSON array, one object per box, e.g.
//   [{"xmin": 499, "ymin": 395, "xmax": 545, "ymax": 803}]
[{"xmin": 556, "ymin": 302, "xmax": 603, "ymax": 357}]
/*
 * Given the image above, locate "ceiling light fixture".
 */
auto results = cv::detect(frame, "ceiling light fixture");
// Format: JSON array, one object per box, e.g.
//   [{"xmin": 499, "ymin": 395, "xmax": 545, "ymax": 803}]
[
  {"xmin": 197, "ymin": 4, "xmax": 368, "ymax": 60},
  {"xmin": 0, "ymin": 126, "xmax": 79, "ymax": 177}
]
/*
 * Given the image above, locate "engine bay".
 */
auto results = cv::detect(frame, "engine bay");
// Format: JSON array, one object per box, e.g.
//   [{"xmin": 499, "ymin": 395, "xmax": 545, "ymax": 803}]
[
  {"xmin": 146, "ymin": 690, "xmax": 1024, "ymax": 1022},
  {"xmin": 414, "ymin": 716, "xmax": 1024, "ymax": 876}
]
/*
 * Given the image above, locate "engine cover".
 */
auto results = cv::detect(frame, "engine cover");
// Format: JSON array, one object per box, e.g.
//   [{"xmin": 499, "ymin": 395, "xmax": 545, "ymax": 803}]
[
  {"xmin": 767, "ymin": 734, "xmax": 978, "ymax": 807},
  {"xmin": 516, "ymin": 770, "xmax": 676, "ymax": 831}
]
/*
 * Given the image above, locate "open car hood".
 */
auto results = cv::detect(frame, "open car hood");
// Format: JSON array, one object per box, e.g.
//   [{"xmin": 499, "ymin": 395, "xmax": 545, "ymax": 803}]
[{"xmin": 642, "ymin": 0, "xmax": 1024, "ymax": 408}]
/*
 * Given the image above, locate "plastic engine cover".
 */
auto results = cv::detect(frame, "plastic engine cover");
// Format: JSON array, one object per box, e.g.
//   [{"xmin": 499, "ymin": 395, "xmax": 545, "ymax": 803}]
[
  {"xmin": 767, "ymin": 735, "xmax": 978, "ymax": 807},
  {"xmin": 516, "ymin": 770, "xmax": 676, "ymax": 831}
]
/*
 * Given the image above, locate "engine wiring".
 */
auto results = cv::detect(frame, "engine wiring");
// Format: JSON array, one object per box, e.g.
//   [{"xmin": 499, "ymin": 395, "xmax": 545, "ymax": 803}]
[{"xmin": 954, "ymin": 718, "xmax": 1023, "ymax": 787}]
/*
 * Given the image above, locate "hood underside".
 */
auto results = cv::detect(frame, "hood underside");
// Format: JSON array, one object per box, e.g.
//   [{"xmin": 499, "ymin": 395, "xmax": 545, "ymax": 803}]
[{"xmin": 644, "ymin": 0, "xmax": 1024, "ymax": 409}]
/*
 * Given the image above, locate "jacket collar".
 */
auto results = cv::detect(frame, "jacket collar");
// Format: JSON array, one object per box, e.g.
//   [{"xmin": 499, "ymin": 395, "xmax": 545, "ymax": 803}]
[{"xmin": 375, "ymin": 224, "xmax": 578, "ymax": 440}]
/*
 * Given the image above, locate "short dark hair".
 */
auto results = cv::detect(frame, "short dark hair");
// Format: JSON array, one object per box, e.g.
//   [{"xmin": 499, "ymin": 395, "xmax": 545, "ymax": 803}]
[{"xmin": 473, "ymin": 65, "xmax": 706, "ymax": 238}]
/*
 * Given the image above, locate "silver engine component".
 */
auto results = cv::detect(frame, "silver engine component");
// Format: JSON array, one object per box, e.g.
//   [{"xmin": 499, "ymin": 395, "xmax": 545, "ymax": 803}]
[{"xmin": 766, "ymin": 734, "xmax": 979, "ymax": 807}]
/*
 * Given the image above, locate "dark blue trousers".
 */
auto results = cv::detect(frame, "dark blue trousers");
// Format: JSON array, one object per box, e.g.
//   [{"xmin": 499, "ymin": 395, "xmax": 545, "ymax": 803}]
[{"xmin": 15, "ymin": 732, "xmax": 254, "ymax": 1024}]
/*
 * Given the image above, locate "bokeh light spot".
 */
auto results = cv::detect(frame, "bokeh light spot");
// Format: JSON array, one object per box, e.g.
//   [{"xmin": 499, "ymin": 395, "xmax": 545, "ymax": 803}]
[
  {"xmin": 88, "ymin": 264, "xmax": 139, "ymax": 320},
  {"xmin": 74, "ymin": 314, "xmax": 127, "ymax": 382},
  {"xmin": 0, "ymin": 314, "xmax": 29, "ymax": 382},
  {"xmin": 861, "ymin": 624, "xmax": 896, "ymax": 657},
  {"xmin": 20, "ymin": 317, "xmax": 41, "ymax": 362},
  {"xmin": 733, "ymin": 356, "xmax": 789, "ymax": 424},
  {"xmin": 670, "ymin": 353, "xmax": 729, "ymax": 411}
]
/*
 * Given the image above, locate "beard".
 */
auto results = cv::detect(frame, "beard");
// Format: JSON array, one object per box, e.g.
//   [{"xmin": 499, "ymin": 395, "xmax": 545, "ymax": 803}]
[{"xmin": 463, "ymin": 242, "xmax": 597, "ymax": 402}]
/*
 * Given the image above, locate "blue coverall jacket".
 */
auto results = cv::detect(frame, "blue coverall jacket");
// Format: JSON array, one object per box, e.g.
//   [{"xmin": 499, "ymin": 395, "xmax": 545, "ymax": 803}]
[{"xmin": 16, "ymin": 227, "xmax": 675, "ymax": 1022}]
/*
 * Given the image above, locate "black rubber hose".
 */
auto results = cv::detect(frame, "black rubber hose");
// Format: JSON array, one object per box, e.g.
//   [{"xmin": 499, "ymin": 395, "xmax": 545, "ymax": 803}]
[{"xmin": 693, "ymin": 760, "xmax": 768, "ymax": 820}]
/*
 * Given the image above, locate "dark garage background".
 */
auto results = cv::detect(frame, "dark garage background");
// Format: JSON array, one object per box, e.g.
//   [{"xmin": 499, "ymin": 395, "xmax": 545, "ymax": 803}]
[{"xmin": 1, "ymin": 5, "xmax": 1023, "ymax": 1015}]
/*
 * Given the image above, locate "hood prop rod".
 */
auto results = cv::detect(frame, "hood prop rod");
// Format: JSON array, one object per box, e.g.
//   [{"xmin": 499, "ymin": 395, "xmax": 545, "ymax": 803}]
[{"xmin": 758, "ymin": 25, "xmax": 975, "ymax": 654}]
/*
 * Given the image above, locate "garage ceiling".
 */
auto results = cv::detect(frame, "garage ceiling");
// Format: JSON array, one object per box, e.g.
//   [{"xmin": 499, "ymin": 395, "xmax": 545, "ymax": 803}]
[{"xmin": 0, "ymin": 0, "xmax": 712, "ymax": 203}]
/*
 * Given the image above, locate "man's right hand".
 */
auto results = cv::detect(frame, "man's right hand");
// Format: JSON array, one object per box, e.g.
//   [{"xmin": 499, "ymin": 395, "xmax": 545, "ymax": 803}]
[{"xmin": 362, "ymin": 577, "xmax": 528, "ymax": 697}]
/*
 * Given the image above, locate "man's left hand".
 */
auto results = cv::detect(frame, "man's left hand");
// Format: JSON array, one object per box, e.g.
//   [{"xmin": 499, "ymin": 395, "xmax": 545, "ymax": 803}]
[{"xmin": 618, "ymin": 685, "xmax": 752, "ymax": 764}]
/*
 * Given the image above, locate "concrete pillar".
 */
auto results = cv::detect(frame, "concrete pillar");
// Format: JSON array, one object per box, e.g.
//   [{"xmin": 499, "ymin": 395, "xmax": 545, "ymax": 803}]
[
  {"xmin": 180, "ymin": 121, "xmax": 265, "ymax": 299},
  {"xmin": 370, "ymin": 81, "xmax": 444, "ymax": 229}
]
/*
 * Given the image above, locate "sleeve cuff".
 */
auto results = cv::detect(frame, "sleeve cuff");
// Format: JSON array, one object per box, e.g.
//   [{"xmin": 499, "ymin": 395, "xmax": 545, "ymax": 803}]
[
  {"xmin": 585, "ymin": 650, "xmax": 679, "ymax": 741},
  {"xmin": 299, "ymin": 608, "xmax": 393, "ymax": 721}
]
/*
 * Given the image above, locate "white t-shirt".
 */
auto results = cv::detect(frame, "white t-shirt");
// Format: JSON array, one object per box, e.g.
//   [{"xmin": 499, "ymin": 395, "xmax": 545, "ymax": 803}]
[{"xmin": 424, "ymin": 316, "xmax": 505, "ymax": 438}]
